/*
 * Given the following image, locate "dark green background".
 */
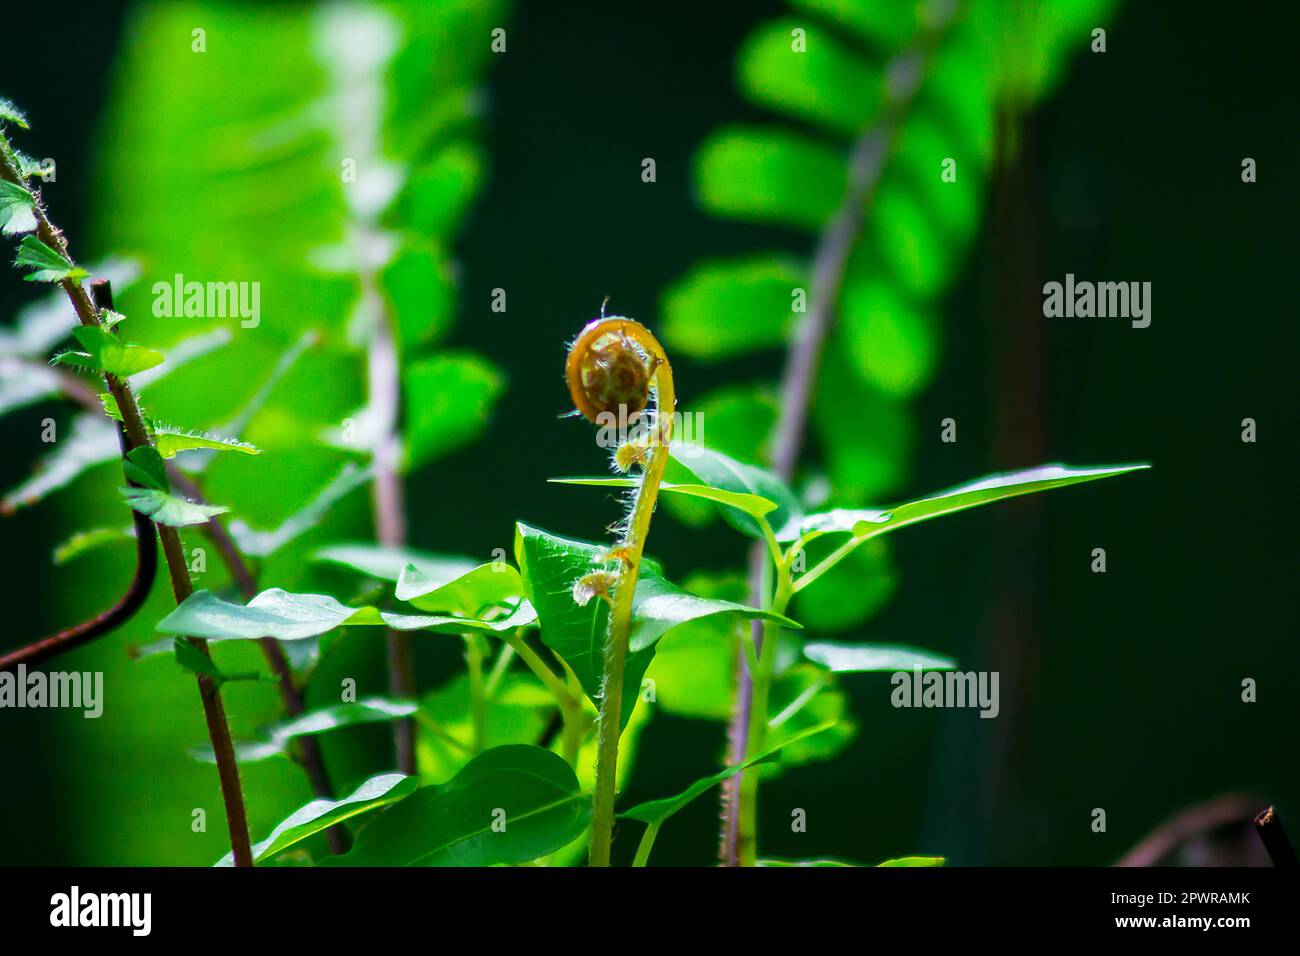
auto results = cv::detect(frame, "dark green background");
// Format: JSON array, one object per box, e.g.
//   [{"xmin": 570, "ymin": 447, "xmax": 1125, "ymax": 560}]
[{"xmin": 1, "ymin": 0, "xmax": 1295, "ymax": 866}]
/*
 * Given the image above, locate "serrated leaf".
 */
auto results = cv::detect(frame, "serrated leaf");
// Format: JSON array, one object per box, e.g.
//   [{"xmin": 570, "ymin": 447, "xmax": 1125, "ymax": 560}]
[
  {"xmin": 326, "ymin": 745, "xmax": 588, "ymax": 866},
  {"xmin": 803, "ymin": 641, "xmax": 956, "ymax": 672},
  {"xmin": 0, "ymin": 98, "xmax": 31, "ymax": 128},
  {"xmin": 217, "ymin": 773, "xmax": 417, "ymax": 866},
  {"xmin": 121, "ymin": 487, "xmax": 227, "ymax": 527},
  {"xmin": 514, "ymin": 523, "xmax": 796, "ymax": 727},
  {"xmin": 55, "ymin": 326, "xmax": 164, "ymax": 378},
  {"xmin": 15, "ymin": 235, "xmax": 86, "ymax": 283},
  {"xmin": 0, "ymin": 180, "xmax": 37, "ymax": 236},
  {"xmin": 152, "ymin": 427, "xmax": 260, "ymax": 459},
  {"xmin": 123, "ymin": 446, "xmax": 169, "ymax": 492}
]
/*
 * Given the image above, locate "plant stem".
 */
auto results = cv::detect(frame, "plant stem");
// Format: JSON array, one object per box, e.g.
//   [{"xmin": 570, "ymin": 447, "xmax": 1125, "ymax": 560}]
[
  {"xmin": 719, "ymin": 5, "xmax": 958, "ymax": 865},
  {"xmin": 0, "ymin": 148, "xmax": 254, "ymax": 866},
  {"xmin": 465, "ymin": 634, "xmax": 487, "ymax": 754},
  {"xmin": 585, "ymin": 320, "xmax": 676, "ymax": 867},
  {"xmin": 632, "ymin": 822, "xmax": 661, "ymax": 867}
]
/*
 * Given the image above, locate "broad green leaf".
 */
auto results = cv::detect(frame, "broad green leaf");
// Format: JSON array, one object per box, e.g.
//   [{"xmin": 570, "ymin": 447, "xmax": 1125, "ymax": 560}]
[
  {"xmin": 156, "ymin": 587, "xmax": 535, "ymax": 643},
  {"xmin": 53, "ymin": 526, "xmax": 134, "ymax": 565},
  {"xmin": 315, "ymin": 543, "xmax": 479, "ymax": 583},
  {"xmin": 804, "ymin": 641, "xmax": 956, "ymax": 672},
  {"xmin": 395, "ymin": 561, "xmax": 524, "ymax": 614},
  {"xmin": 790, "ymin": 0, "xmax": 918, "ymax": 50},
  {"xmin": 549, "ymin": 477, "xmax": 778, "ymax": 521},
  {"xmin": 669, "ymin": 443, "xmax": 803, "ymax": 540},
  {"xmin": 619, "ymin": 720, "xmax": 836, "ymax": 825},
  {"xmin": 514, "ymin": 523, "xmax": 796, "ymax": 725},
  {"xmin": 328, "ymin": 745, "xmax": 588, "ymax": 866},
  {"xmin": 841, "ymin": 276, "xmax": 939, "ymax": 398},
  {"xmin": 152, "ymin": 427, "xmax": 260, "ymax": 459},
  {"xmin": 660, "ymin": 254, "xmax": 802, "ymax": 360},
  {"xmin": 217, "ymin": 773, "xmax": 417, "ymax": 866},
  {"xmin": 379, "ymin": 243, "xmax": 455, "ymax": 351},
  {"xmin": 228, "ymin": 462, "xmax": 372, "ymax": 558},
  {"xmin": 0, "ymin": 180, "xmax": 37, "ymax": 236},
  {"xmin": 402, "ymin": 352, "xmax": 504, "ymax": 471},
  {"xmin": 738, "ymin": 18, "xmax": 883, "ymax": 137},
  {"xmin": 878, "ymin": 856, "xmax": 946, "ymax": 867},
  {"xmin": 55, "ymin": 326, "xmax": 164, "ymax": 377},
  {"xmin": 695, "ymin": 126, "xmax": 846, "ymax": 231},
  {"xmin": 121, "ymin": 487, "xmax": 228, "ymax": 527},
  {"xmin": 157, "ymin": 589, "xmax": 383, "ymax": 641},
  {"xmin": 416, "ymin": 673, "xmax": 553, "ymax": 780},
  {"xmin": 14, "ymin": 235, "xmax": 87, "ymax": 282}
]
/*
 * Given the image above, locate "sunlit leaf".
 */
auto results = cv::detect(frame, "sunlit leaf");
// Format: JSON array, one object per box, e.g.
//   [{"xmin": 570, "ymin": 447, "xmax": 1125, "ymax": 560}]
[
  {"xmin": 121, "ymin": 487, "xmax": 227, "ymax": 527},
  {"xmin": 804, "ymin": 641, "xmax": 956, "ymax": 672},
  {"xmin": 403, "ymin": 352, "xmax": 504, "ymax": 471},
  {"xmin": 0, "ymin": 180, "xmax": 37, "ymax": 236},
  {"xmin": 55, "ymin": 325, "xmax": 164, "ymax": 377},
  {"xmin": 660, "ymin": 254, "xmax": 802, "ymax": 360},
  {"xmin": 395, "ymin": 561, "xmax": 524, "ymax": 614},
  {"xmin": 315, "ymin": 542, "xmax": 478, "ymax": 583},
  {"xmin": 14, "ymin": 235, "xmax": 86, "ymax": 283}
]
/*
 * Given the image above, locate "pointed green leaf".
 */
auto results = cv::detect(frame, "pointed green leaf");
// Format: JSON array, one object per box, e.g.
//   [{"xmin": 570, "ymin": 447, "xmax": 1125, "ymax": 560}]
[
  {"xmin": 660, "ymin": 254, "xmax": 802, "ymax": 359},
  {"xmin": 15, "ymin": 235, "xmax": 87, "ymax": 282},
  {"xmin": 549, "ymin": 477, "xmax": 779, "ymax": 521},
  {"xmin": 315, "ymin": 543, "xmax": 479, "ymax": 584},
  {"xmin": 152, "ymin": 427, "xmax": 260, "ymax": 459},
  {"xmin": 157, "ymin": 589, "xmax": 383, "ymax": 641},
  {"xmin": 669, "ymin": 443, "xmax": 803, "ymax": 540},
  {"xmin": 121, "ymin": 487, "xmax": 228, "ymax": 527},
  {"xmin": 53, "ymin": 526, "xmax": 134, "ymax": 565},
  {"xmin": 55, "ymin": 325, "xmax": 164, "ymax": 377},
  {"xmin": 878, "ymin": 856, "xmax": 946, "ymax": 867},
  {"xmin": 123, "ymin": 446, "xmax": 169, "ymax": 491},
  {"xmin": 0, "ymin": 180, "xmax": 37, "ymax": 236},
  {"xmin": 395, "ymin": 561, "xmax": 524, "ymax": 615},
  {"xmin": 217, "ymin": 773, "xmax": 417, "ymax": 866},
  {"xmin": 0, "ymin": 98, "xmax": 30, "ymax": 129},
  {"xmin": 327, "ymin": 746, "xmax": 588, "ymax": 866}
]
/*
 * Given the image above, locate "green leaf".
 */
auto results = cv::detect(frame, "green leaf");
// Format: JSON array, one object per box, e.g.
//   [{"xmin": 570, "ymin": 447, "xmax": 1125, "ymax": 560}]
[
  {"xmin": 228, "ymin": 462, "xmax": 372, "ymax": 558},
  {"xmin": 121, "ymin": 487, "xmax": 228, "ymax": 527},
  {"xmin": 758, "ymin": 857, "xmax": 858, "ymax": 867},
  {"xmin": 402, "ymin": 352, "xmax": 504, "ymax": 471},
  {"xmin": 0, "ymin": 98, "xmax": 31, "ymax": 129},
  {"xmin": 395, "ymin": 561, "xmax": 524, "ymax": 615},
  {"xmin": 695, "ymin": 125, "xmax": 845, "ymax": 231},
  {"xmin": 379, "ymin": 243, "xmax": 455, "ymax": 351},
  {"xmin": 808, "ymin": 463, "xmax": 1151, "ymax": 546},
  {"xmin": 514, "ymin": 523, "xmax": 795, "ymax": 726},
  {"xmin": 549, "ymin": 477, "xmax": 779, "ymax": 522},
  {"xmin": 157, "ymin": 589, "xmax": 383, "ymax": 641},
  {"xmin": 217, "ymin": 773, "xmax": 417, "ymax": 866},
  {"xmin": 804, "ymin": 641, "xmax": 956, "ymax": 672},
  {"xmin": 315, "ymin": 542, "xmax": 478, "ymax": 584},
  {"xmin": 619, "ymin": 720, "xmax": 836, "ymax": 825},
  {"xmin": 660, "ymin": 254, "xmax": 802, "ymax": 359},
  {"xmin": 15, "ymin": 235, "xmax": 87, "ymax": 283},
  {"xmin": 217, "ymin": 698, "xmax": 421, "ymax": 764},
  {"xmin": 123, "ymin": 446, "xmax": 169, "ymax": 491},
  {"xmin": 55, "ymin": 326, "xmax": 164, "ymax": 377},
  {"xmin": 841, "ymin": 276, "xmax": 939, "ymax": 398},
  {"xmin": 0, "ymin": 180, "xmax": 37, "ymax": 236},
  {"xmin": 156, "ymin": 587, "xmax": 534, "ymax": 643},
  {"xmin": 790, "ymin": 537, "xmax": 896, "ymax": 631},
  {"xmin": 669, "ymin": 443, "xmax": 803, "ymax": 540},
  {"xmin": 152, "ymin": 427, "xmax": 260, "ymax": 459},
  {"xmin": 52, "ymin": 526, "xmax": 134, "ymax": 565},
  {"xmin": 171, "ymin": 637, "xmax": 225, "ymax": 680},
  {"xmin": 327, "ymin": 745, "xmax": 588, "ymax": 866}
]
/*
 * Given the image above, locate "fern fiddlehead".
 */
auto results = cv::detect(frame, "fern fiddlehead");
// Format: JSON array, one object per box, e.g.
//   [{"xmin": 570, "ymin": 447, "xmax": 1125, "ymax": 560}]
[{"xmin": 567, "ymin": 313, "xmax": 675, "ymax": 867}]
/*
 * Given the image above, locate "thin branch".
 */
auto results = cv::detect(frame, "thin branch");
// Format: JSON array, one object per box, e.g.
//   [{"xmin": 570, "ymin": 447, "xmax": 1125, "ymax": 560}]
[
  {"xmin": 720, "ymin": 6, "xmax": 958, "ymax": 865},
  {"xmin": 0, "ymin": 138, "xmax": 255, "ymax": 868},
  {"xmin": 1115, "ymin": 794, "xmax": 1262, "ymax": 867},
  {"xmin": 1254, "ymin": 805, "xmax": 1299, "ymax": 867}
]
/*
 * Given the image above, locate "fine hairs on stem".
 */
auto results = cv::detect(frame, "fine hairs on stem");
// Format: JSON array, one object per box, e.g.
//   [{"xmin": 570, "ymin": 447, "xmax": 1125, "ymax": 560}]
[{"xmin": 565, "ymin": 312, "xmax": 676, "ymax": 866}]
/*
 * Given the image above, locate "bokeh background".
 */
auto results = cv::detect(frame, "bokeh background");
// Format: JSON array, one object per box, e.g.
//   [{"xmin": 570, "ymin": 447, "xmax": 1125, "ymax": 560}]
[{"xmin": 1, "ymin": 0, "xmax": 1295, "ymax": 866}]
